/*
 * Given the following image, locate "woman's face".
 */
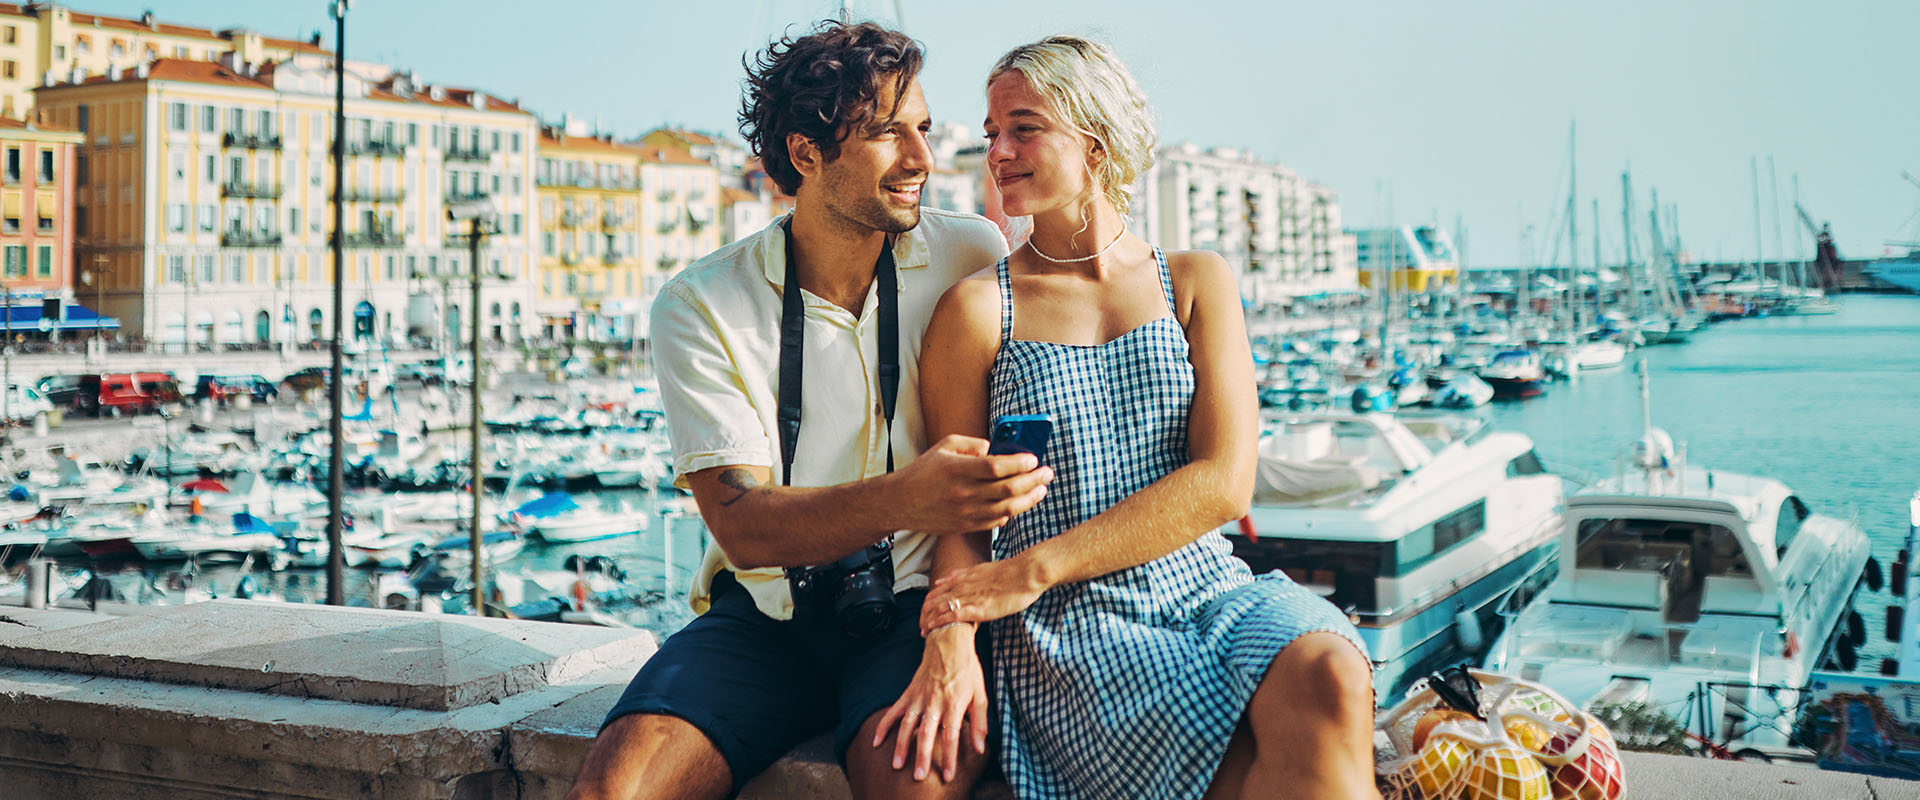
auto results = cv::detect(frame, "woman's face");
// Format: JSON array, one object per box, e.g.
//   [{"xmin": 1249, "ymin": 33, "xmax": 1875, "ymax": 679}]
[{"xmin": 984, "ymin": 71, "xmax": 1097, "ymax": 219}]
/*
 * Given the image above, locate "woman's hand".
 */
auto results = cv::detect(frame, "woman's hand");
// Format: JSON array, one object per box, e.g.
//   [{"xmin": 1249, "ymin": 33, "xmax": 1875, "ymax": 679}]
[
  {"xmin": 871, "ymin": 624, "xmax": 988, "ymax": 782},
  {"xmin": 921, "ymin": 555, "xmax": 1050, "ymax": 632}
]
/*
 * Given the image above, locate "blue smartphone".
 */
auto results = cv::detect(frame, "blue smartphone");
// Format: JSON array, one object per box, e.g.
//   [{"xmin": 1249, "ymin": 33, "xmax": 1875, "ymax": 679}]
[{"xmin": 988, "ymin": 414, "xmax": 1053, "ymax": 463}]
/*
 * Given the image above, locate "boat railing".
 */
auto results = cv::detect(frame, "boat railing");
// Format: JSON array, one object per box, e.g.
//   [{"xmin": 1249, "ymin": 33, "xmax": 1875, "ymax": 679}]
[
  {"xmin": 1364, "ymin": 531, "xmax": 1552, "ymax": 625},
  {"xmin": 1679, "ymin": 679, "xmax": 1820, "ymax": 757}
]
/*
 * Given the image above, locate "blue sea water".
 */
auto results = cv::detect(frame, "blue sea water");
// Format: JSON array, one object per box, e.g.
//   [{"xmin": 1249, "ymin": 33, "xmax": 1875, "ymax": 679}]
[{"xmin": 1484, "ymin": 294, "xmax": 1920, "ymax": 667}]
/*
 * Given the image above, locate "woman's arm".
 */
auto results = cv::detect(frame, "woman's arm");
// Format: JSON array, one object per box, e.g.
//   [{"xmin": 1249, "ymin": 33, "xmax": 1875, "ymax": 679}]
[
  {"xmin": 926, "ymin": 250, "xmax": 1257, "ymax": 618},
  {"xmin": 872, "ymin": 275, "xmax": 1031, "ymax": 782}
]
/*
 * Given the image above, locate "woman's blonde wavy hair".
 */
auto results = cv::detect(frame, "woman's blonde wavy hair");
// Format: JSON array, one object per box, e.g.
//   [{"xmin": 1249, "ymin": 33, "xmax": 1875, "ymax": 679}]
[{"xmin": 988, "ymin": 35, "xmax": 1155, "ymax": 218}]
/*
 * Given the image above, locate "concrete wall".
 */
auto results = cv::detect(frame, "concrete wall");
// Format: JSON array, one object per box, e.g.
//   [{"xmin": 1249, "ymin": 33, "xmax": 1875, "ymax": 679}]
[{"xmin": 0, "ymin": 601, "xmax": 1915, "ymax": 799}]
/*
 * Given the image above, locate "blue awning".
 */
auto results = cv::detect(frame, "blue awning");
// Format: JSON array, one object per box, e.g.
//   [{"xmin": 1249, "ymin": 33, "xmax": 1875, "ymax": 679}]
[{"xmin": 0, "ymin": 303, "xmax": 120, "ymax": 330}]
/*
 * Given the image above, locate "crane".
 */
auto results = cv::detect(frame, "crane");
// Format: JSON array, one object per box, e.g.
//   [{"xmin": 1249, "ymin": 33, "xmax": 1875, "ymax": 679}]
[{"xmin": 1794, "ymin": 201, "xmax": 1841, "ymax": 290}]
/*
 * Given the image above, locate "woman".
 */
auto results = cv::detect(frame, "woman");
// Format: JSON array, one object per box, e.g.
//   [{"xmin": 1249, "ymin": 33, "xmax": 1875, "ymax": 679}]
[{"xmin": 873, "ymin": 36, "xmax": 1380, "ymax": 799}]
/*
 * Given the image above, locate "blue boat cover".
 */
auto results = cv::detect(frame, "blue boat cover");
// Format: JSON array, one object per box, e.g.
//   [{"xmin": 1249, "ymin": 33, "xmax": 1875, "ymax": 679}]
[{"xmin": 514, "ymin": 492, "xmax": 579, "ymax": 519}]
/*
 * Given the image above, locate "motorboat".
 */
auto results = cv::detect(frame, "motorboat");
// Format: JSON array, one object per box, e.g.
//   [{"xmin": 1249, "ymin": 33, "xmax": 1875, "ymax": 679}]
[
  {"xmin": 1225, "ymin": 412, "xmax": 1566, "ymax": 699},
  {"xmin": 1477, "ymin": 348, "xmax": 1548, "ymax": 399},
  {"xmin": 511, "ymin": 492, "xmax": 650, "ymax": 543},
  {"xmin": 1571, "ymin": 340, "xmax": 1627, "ymax": 371},
  {"xmin": 1484, "ymin": 368, "xmax": 1878, "ymax": 757}
]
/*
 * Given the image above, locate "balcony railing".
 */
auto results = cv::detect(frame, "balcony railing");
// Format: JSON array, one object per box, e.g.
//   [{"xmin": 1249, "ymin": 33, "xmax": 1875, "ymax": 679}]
[
  {"xmin": 342, "ymin": 188, "xmax": 406, "ymax": 203},
  {"xmin": 561, "ymin": 252, "xmax": 582, "ymax": 267},
  {"xmin": 560, "ymin": 212, "xmax": 584, "ymax": 228},
  {"xmin": 339, "ymin": 229, "xmax": 406, "ymax": 248},
  {"xmin": 222, "ymin": 227, "xmax": 283, "ymax": 248},
  {"xmin": 444, "ymin": 189, "xmax": 491, "ymax": 205},
  {"xmin": 601, "ymin": 213, "xmax": 626, "ymax": 229},
  {"xmin": 444, "ymin": 144, "xmax": 490, "ymax": 162},
  {"xmin": 657, "ymin": 256, "xmax": 678, "ymax": 270},
  {"xmin": 603, "ymin": 250, "xmax": 625, "ymax": 265},
  {"xmin": 222, "ymin": 180, "xmax": 282, "ymax": 199},
  {"xmin": 222, "ymin": 132, "xmax": 283, "ymax": 150},
  {"xmin": 347, "ymin": 139, "xmax": 408, "ymax": 157}
]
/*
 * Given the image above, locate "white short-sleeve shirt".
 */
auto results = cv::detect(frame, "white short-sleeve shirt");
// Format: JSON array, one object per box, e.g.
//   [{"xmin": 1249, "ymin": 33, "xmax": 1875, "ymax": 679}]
[{"xmin": 650, "ymin": 208, "xmax": 1009, "ymax": 620}]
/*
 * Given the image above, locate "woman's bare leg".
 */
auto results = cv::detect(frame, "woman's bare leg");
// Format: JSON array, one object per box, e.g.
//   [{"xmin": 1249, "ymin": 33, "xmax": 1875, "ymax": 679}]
[{"xmin": 1237, "ymin": 632, "xmax": 1380, "ymax": 799}]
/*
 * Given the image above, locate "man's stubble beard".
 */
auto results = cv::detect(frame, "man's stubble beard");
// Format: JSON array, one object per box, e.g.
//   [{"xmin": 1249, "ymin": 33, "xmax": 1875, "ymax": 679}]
[{"xmin": 818, "ymin": 168, "xmax": 921, "ymax": 236}]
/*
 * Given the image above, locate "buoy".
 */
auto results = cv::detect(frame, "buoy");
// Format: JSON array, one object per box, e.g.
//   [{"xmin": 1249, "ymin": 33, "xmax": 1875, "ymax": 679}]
[
  {"xmin": 1454, "ymin": 607, "xmax": 1484, "ymax": 652},
  {"xmin": 1849, "ymin": 610, "xmax": 1867, "ymax": 643},
  {"xmin": 1890, "ymin": 607, "xmax": 1906, "ymax": 643},
  {"xmin": 1865, "ymin": 557, "xmax": 1885, "ymax": 593}
]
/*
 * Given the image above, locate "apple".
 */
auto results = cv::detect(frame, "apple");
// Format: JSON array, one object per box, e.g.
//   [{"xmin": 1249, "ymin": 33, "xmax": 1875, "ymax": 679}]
[
  {"xmin": 1406, "ymin": 736, "xmax": 1472, "ymax": 799},
  {"xmin": 1543, "ymin": 727, "xmax": 1626, "ymax": 800},
  {"xmin": 1459, "ymin": 744, "xmax": 1551, "ymax": 800},
  {"xmin": 1414, "ymin": 708, "xmax": 1478, "ymax": 751}
]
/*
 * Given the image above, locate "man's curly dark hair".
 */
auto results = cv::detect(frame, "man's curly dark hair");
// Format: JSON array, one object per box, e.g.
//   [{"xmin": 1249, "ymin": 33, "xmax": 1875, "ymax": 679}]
[{"xmin": 739, "ymin": 21, "xmax": 924, "ymax": 196}]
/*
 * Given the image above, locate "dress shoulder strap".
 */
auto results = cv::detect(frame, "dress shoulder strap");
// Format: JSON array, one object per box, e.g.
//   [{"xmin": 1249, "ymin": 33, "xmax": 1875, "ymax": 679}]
[
  {"xmin": 1154, "ymin": 248, "xmax": 1177, "ymax": 315},
  {"xmin": 995, "ymin": 257, "xmax": 1015, "ymax": 345}
]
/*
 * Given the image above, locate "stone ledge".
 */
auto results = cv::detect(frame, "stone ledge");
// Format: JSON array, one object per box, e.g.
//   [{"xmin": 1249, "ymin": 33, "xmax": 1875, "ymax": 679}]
[
  {"xmin": 0, "ymin": 600, "xmax": 653, "ymax": 711},
  {"xmin": 2, "ymin": 601, "xmax": 1919, "ymax": 799}
]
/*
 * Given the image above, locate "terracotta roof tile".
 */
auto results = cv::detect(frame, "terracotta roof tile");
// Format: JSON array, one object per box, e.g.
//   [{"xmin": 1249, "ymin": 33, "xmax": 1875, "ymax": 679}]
[{"xmin": 636, "ymin": 146, "xmax": 708, "ymax": 167}]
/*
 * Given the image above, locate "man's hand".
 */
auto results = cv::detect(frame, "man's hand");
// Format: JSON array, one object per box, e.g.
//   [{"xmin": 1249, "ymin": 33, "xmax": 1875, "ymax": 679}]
[
  {"xmin": 888, "ymin": 434, "xmax": 1053, "ymax": 534},
  {"xmin": 871, "ymin": 624, "xmax": 988, "ymax": 783}
]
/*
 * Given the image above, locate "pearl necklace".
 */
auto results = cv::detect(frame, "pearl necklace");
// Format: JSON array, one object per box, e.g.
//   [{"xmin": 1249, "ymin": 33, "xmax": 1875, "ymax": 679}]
[{"xmin": 1028, "ymin": 220, "xmax": 1128, "ymax": 264}]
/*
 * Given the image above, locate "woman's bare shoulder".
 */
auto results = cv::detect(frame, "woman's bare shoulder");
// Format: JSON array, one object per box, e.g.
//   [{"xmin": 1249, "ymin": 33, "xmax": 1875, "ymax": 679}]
[
  {"xmin": 930, "ymin": 269, "xmax": 1005, "ymax": 340},
  {"xmin": 1159, "ymin": 249, "xmax": 1240, "ymax": 316}
]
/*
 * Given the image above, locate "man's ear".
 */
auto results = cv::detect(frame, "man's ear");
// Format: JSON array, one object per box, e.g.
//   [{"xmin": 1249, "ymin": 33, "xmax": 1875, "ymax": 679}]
[{"xmin": 788, "ymin": 133, "xmax": 821, "ymax": 180}]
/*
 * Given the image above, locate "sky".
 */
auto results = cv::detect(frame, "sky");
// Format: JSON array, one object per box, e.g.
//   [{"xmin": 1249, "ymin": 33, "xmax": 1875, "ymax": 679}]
[{"xmin": 96, "ymin": 1, "xmax": 1920, "ymax": 267}]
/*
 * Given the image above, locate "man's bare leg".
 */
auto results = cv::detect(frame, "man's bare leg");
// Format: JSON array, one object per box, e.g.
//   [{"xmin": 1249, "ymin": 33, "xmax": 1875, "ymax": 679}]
[
  {"xmin": 845, "ymin": 709, "xmax": 988, "ymax": 800},
  {"xmin": 566, "ymin": 713, "xmax": 732, "ymax": 800}
]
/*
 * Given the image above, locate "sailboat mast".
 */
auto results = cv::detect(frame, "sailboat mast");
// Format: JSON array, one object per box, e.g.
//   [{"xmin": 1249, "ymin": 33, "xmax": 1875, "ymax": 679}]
[
  {"xmin": 1591, "ymin": 198, "xmax": 1602, "ymax": 329},
  {"xmin": 1621, "ymin": 170, "xmax": 1640, "ymax": 318},
  {"xmin": 1567, "ymin": 122, "xmax": 1579, "ymax": 333},
  {"xmin": 1768, "ymin": 156, "xmax": 1792, "ymax": 293},
  {"xmin": 1751, "ymin": 156, "xmax": 1766, "ymax": 293}
]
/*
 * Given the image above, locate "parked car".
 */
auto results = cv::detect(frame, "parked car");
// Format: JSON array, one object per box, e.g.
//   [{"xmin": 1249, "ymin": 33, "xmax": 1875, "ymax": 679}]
[
  {"xmin": 2, "ymin": 383, "xmax": 53, "ymax": 422},
  {"xmin": 34, "ymin": 374, "xmax": 87, "ymax": 408},
  {"xmin": 195, "ymin": 374, "xmax": 279, "ymax": 405},
  {"xmin": 73, "ymin": 372, "xmax": 178, "ymax": 417},
  {"xmin": 282, "ymin": 367, "xmax": 330, "ymax": 395}
]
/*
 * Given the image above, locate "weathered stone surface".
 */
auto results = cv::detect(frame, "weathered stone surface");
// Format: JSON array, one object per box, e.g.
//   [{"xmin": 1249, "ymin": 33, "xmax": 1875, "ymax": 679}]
[{"xmin": 0, "ymin": 599, "xmax": 654, "ymax": 710}]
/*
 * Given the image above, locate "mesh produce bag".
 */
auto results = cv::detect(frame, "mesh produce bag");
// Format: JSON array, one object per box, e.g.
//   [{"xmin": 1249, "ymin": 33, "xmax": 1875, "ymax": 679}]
[{"xmin": 1377, "ymin": 668, "xmax": 1626, "ymax": 800}]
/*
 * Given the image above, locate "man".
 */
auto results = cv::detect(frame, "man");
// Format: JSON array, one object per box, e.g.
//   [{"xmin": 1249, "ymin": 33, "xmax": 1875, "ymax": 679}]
[{"xmin": 567, "ymin": 22, "xmax": 1048, "ymax": 800}]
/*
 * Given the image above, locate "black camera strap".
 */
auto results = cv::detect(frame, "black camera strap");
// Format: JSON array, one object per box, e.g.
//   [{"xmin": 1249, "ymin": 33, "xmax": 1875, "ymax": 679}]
[{"xmin": 776, "ymin": 218, "xmax": 899, "ymax": 489}]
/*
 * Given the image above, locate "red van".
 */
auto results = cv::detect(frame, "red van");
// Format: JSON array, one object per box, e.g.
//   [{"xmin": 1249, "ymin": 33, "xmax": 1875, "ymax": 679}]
[{"xmin": 74, "ymin": 372, "xmax": 180, "ymax": 416}]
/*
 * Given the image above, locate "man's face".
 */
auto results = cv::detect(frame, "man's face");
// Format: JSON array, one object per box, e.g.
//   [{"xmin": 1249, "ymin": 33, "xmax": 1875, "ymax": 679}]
[{"xmin": 811, "ymin": 78, "xmax": 932, "ymax": 235}]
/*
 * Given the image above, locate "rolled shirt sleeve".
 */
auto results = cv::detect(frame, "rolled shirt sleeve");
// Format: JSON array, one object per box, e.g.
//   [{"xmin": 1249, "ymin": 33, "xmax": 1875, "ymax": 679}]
[{"xmin": 649, "ymin": 282, "xmax": 772, "ymax": 489}]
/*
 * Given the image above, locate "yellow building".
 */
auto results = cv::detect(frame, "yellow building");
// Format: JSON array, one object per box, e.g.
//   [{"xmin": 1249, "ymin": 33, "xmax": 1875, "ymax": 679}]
[
  {"xmin": 533, "ymin": 131, "xmax": 719, "ymax": 342},
  {"xmin": 534, "ymin": 129, "xmax": 647, "ymax": 341},
  {"xmin": 33, "ymin": 54, "xmax": 540, "ymax": 347},
  {"xmin": 0, "ymin": 3, "xmax": 324, "ymax": 119}
]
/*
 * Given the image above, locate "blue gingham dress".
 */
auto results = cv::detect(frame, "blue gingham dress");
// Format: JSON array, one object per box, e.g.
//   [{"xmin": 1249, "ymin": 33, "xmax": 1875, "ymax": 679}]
[{"xmin": 987, "ymin": 251, "xmax": 1368, "ymax": 800}]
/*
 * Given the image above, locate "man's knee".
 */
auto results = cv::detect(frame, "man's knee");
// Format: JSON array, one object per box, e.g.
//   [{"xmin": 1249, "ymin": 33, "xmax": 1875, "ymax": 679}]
[{"xmin": 568, "ymin": 713, "xmax": 731, "ymax": 800}]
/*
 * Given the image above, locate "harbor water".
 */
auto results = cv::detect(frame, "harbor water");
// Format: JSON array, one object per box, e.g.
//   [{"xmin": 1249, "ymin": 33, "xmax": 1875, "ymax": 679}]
[{"xmin": 1484, "ymin": 294, "xmax": 1920, "ymax": 668}]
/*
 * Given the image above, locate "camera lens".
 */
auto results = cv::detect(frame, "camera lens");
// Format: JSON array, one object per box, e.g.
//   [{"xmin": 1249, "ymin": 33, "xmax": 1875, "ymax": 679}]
[{"xmin": 835, "ymin": 572, "xmax": 896, "ymax": 638}]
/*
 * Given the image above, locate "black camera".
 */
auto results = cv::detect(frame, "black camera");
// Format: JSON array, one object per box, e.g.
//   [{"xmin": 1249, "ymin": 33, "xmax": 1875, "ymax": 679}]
[{"xmin": 788, "ymin": 541, "xmax": 897, "ymax": 639}]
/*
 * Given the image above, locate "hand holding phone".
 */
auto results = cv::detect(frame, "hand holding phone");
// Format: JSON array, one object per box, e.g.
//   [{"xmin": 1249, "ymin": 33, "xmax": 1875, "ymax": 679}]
[{"xmin": 987, "ymin": 414, "xmax": 1053, "ymax": 463}]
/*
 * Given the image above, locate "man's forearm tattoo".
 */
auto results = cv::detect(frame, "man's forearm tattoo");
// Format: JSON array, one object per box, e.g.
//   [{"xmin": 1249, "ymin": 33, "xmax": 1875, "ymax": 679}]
[{"xmin": 717, "ymin": 468, "xmax": 764, "ymax": 507}]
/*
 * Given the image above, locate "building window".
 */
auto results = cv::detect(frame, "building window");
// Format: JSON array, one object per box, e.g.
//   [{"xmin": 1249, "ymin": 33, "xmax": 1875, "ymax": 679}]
[
  {"xmin": 407, "ymin": 123, "xmax": 418, "ymax": 146},
  {"xmin": 384, "ymin": 255, "xmax": 396, "ymax": 281},
  {"xmin": 36, "ymin": 216, "xmax": 50, "ymax": 233},
  {"xmin": 2, "ymin": 26, "xmax": 13, "ymax": 45},
  {"xmin": 2, "ymin": 61, "xmax": 15, "ymax": 80},
  {"xmin": 201, "ymin": 105, "xmax": 214, "ymax": 132},
  {"xmin": 74, "ymin": 207, "xmax": 86, "ymax": 236},
  {"xmin": 168, "ymin": 204, "xmax": 187, "ymax": 232},
  {"xmin": 169, "ymin": 103, "xmax": 187, "ymax": 131},
  {"xmin": 511, "ymin": 132, "xmax": 521, "ymax": 151},
  {"xmin": 76, "ymin": 105, "xmax": 89, "ymax": 134},
  {"xmin": 35, "ymin": 245, "xmax": 50, "ymax": 277},
  {"xmin": 542, "ymin": 231, "xmax": 553, "ymax": 255},
  {"xmin": 491, "ymin": 131, "xmax": 501, "ymax": 152},
  {"xmin": 510, "ymin": 214, "xmax": 521, "ymax": 235},
  {"xmin": 229, "ymin": 256, "xmax": 245, "ymax": 282},
  {"xmin": 37, "ymin": 150, "xmax": 51, "ymax": 182},
  {"xmin": 167, "ymin": 255, "xmax": 185, "ymax": 283},
  {"xmin": 204, "ymin": 155, "xmax": 215, "ymax": 182},
  {"xmin": 175, "ymin": 46, "xmax": 189, "ymax": 58},
  {"xmin": 3, "ymin": 246, "xmax": 23, "ymax": 276},
  {"xmin": 51, "ymin": 44, "xmax": 63, "ymax": 61},
  {"xmin": 3, "ymin": 148, "xmax": 16, "ymax": 182},
  {"xmin": 198, "ymin": 255, "xmax": 215, "ymax": 283},
  {"xmin": 198, "ymin": 205, "xmax": 215, "ymax": 232},
  {"xmin": 1, "ymin": 217, "xmax": 16, "ymax": 235},
  {"xmin": 289, "ymin": 207, "xmax": 300, "ymax": 234}
]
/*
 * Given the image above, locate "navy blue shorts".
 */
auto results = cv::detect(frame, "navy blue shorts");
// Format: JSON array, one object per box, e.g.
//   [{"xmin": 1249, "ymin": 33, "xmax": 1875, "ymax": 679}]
[{"xmin": 604, "ymin": 571, "xmax": 929, "ymax": 794}]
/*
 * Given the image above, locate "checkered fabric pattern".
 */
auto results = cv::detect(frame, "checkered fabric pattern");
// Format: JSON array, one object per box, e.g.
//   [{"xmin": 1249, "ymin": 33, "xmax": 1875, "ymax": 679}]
[{"xmin": 986, "ymin": 251, "xmax": 1368, "ymax": 800}]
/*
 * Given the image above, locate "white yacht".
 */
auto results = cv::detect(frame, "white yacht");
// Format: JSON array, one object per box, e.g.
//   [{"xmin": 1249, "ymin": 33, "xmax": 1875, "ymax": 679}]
[
  {"xmin": 1224, "ymin": 412, "xmax": 1565, "ymax": 699},
  {"xmin": 1483, "ymin": 435, "xmax": 1874, "ymax": 757},
  {"xmin": 1866, "ymin": 250, "xmax": 1920, "ymax": 294}
]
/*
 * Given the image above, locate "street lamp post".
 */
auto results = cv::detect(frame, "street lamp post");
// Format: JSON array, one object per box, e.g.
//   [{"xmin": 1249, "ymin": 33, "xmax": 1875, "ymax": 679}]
[
  {"xmin": 447, "ymin": 200, "xmax": 495, "ymax": 616},
  {"xmin": 325, "ymin": 0, "xmax": 350, "ymax": 605},
  {"xmin": 89, "ymin": 254, "xmax": 107, "ymax": 342}
]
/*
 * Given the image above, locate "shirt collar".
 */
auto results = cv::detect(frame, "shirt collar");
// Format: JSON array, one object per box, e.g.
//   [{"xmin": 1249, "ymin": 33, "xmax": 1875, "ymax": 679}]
[{"xmin": 758, "ymin": 212, "xmax": 931, "ymax": 294}]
